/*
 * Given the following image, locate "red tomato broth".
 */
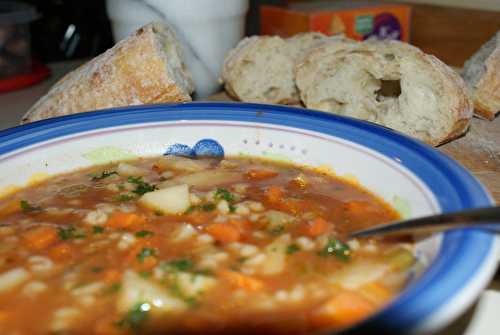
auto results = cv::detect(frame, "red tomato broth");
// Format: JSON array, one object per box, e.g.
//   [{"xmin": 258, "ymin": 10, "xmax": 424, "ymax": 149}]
[{"xmin": 0, "ymin": 156, "xmax": 418, "ymax": 334}]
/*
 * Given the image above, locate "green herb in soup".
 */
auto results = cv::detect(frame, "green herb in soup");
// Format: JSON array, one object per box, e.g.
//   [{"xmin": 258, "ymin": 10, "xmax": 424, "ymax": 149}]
[{"xmin": 0, "ymin": 156, "xmax": 419, "ymax": 334}]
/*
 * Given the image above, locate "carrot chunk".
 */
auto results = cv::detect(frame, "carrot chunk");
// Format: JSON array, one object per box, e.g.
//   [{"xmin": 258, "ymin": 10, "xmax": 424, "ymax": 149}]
[
  {"xmin": 309, "ymin": 290, "xmax": 376, "ymax": 329},
  {"xmin": 23, "ymin": 226, "xmax": 58, "ymax": 250},
  {"xmin": 307, "ymin": 217, "xmax": 330, "ymax": 237},
  {"xmin": 219, "ymin": 270, "xmax": 264, "ymax": 291},
  {"xmin": 136, "ymin": 255, "xmax": 158, "ymax": 272},
  {"xmin": 189, "ymin": 211, "xmax": 214, "ymax": 225},
  {"xmin": 106, "ymin": 212, "xmax": 145, "ymax": 229},
  {"xmin": 0, "ymin": 200, "xmax": 21, "ymax": 218},
  {"xmin": 103, "ymin": 269, "xmax": 122, "ymax": 284},
  {"xmin": 266, "ymin": 185, "xmax": 284, "ymax": 203},
  {"xmin": 227, "ymin": 219, "xmax": 250, "ymax": 229},
  {"xmin": 49, "ymin": 242, "xmax": 74, "ymax": 261},
  {"xmin": 0, "ymin": 309, "xmax": 9, "ymax": 322},
  {"xmin": 247, "ymin": 169, "xmax": 278, "ymax": 180},
  {"xmin": 205, "ymin": 223, "xmax": 240, "ymax": 243}
]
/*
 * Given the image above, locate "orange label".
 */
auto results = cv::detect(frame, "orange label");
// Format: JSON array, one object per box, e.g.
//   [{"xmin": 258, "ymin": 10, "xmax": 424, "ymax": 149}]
[{"xmin": 260, "ymin": 4, "xmax": 411, "ymax": 42}]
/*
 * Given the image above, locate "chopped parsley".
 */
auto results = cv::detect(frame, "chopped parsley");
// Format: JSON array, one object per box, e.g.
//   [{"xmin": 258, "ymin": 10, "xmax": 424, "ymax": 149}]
[
  {"xmin": 185, "ymin": 203, "xmax": 216, "ymax": 214},
  {"xmin": 184, "ymin": 206, "xmax": 196, "ymax": 214},
  {"xmin": 93, "ymin": 226, "xmax": 105, "ymax": 234},
  {"xmin": 201, "ymin": 203, "xmax": 216, "ymax": 211},
  {"xmin": 139, "ymin": 271, "xmax": 152, "ymax": 278},
  {"xmin": 162, "ymin": 259, "xmax": 193, "ymax": 272},
  {"xmin": 127, "ymin": 177, "xmax": 157, "ymax": 195},
  {"xmin": 318, "ymin": 238, "xmax": 351, "ymax": 261},
  {"xmin": 135, "ymin": 230, "xmax": 154, "ymax": 238},
  {"xmin": 169, "ymin": 281, "xmax": 199, "ymax": 308},
  {"xmin": 102, "ymin": 283, "xmax": 121, "ymax": 295},
  {"xmin": 20, "ymin": 200, "xmax": 41, "ymax": 213},
  {"xmin": 215, "ymin": 188, "xmax": 235, "ymax": 203},
  {"xmin": 269, "ymin": 225, "xmax": 285, "ymax": 235},
  {"xmin": 90, "ymin": 170, "xmax": 117, "ymax": 181},
  {"xmin": 58, "ymin": 226, "xmax": 86, "ymax": 240},
  {"xmin": 287, "ymin": 244, "xmax": 300, "ymax": 255},
  {"xmin": 114, "ymin": 194, "xmax": 136, "ymax": 202},
  {"xmin": 194, "ymin": 269, "xmax": 213, "ymax": 276},
  {"xmin": 117, "ymin": 302, "xmax": 150, "ymax": 331},
  {"xmin": 136, "ymin": 247, "xmax": 157, "ymax": 263},
  {"xmin": 184, "ymin": 296, "xmax": 199, "ymax": 308}
]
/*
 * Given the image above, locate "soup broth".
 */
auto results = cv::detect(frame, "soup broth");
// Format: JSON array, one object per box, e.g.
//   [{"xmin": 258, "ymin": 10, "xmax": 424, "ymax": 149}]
[{"xmin": 0, "ymin": 156, "xmax": 418, "ymax": 334}]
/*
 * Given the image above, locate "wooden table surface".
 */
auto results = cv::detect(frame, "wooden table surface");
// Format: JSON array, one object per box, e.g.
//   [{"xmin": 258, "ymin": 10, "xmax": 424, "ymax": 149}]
[
  {"xmin": 439, "ymin": 117, "xmax": 500, "ymax": 203},
  {"xmin": 209, "ymin": 92, "xmax": 500, "ymax": 204}
]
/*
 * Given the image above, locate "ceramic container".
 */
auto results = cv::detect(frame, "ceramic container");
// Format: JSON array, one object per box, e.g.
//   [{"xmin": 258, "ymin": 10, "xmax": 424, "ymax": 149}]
[
  {"xmin": 0, "ymin": 102, "xmax": 497, "ymax": 333},
  {"xmin": 0, "ymin": 1, "xmax": 38, "ymax": 79}
]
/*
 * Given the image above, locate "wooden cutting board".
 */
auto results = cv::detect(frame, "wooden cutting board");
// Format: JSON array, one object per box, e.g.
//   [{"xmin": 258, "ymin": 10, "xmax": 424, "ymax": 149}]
[{"xmin": 208, "ymin": 92, "xmax": 500, "ymax": 204}]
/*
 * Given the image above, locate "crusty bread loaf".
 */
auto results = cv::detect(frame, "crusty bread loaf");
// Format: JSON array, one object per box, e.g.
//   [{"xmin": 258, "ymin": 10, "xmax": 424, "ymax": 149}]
[
  {"xmin": 21, "ymin": 22, "xmax": 194, "ymax": 124},
  {"xmin": 220, "ymin": 33, "xmax": 329, "ymax": 105},
  {"xmin": 462, "ymin": 31, "xmax": 500, "ymax": 120},
  {"xmin": 296, "ymin": 40, "xmax": 473, "ymax": 146}
]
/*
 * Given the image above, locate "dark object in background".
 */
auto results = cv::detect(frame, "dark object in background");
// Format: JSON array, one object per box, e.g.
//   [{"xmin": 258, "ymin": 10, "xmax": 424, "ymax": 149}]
[
  {"xmin": 23, "ymin": 0, "xmax": 114, "ymax": 62},
  {"xmin": 245, "ymin": 0, "xmax": 285, "ymax": 36},
  {"xmin": 22, "ymin": 0, "xmax": 283, "ymax": 63},
  {"xmin": 0, "ymin": 1, "xmax": 37, "ymax": 78}
]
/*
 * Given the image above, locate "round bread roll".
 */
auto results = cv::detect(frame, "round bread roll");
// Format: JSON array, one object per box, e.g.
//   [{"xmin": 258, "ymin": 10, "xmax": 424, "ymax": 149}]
[
  {"xmin": 296, "ymin": 40, "xmax": 473, "ymax": 146},
  {"xmin": 463, "ymin": 31, "xmax": 500, "ymax": 120},
  {"xmin": 221, "ymin": 33, "xmax": 328, "ymax": 104}
]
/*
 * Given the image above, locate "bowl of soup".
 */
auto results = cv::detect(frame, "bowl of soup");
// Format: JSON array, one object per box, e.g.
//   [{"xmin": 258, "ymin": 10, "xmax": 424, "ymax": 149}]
[{"xmin": 0, "ymin": 102, "xmax": 496, "ymax": 334}]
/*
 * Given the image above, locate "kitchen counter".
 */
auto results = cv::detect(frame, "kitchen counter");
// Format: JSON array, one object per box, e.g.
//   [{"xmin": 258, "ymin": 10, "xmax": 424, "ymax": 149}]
[
  {"xmin": 0, "ymin": 60, "xmax": 499, "ymax": 334},
  {"xmin": 1, "ymin": 60, "xmax": 84, "ymax": 128}
]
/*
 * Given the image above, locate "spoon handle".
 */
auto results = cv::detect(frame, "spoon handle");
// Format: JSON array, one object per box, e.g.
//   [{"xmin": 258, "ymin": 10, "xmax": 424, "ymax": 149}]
[{"xmin": 349, "ymin": 206, "xmax": 500, "ymax": 238}]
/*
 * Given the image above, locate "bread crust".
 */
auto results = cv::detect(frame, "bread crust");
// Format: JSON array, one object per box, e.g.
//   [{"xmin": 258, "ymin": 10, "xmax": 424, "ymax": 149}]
[
  {"xmin": 463, "ymin": 32, "xmax": 500, "ymax": 120},
  {"xmin": 424, "ymin": 53, "xmax": 473, "ymax": 145},
  {"xmin": 21, "ymin": 23, "xmax": 193, "ymax": 124},
  {"xmin": 473, "ymin": 48, "xmax": 500, "ymax": 120}
]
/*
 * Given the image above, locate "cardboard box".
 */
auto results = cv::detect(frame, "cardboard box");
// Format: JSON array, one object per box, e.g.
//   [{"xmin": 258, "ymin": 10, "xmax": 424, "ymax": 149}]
[{"xmin": 260, "ymin": 1, "xmax": 411, "ymax": 42}]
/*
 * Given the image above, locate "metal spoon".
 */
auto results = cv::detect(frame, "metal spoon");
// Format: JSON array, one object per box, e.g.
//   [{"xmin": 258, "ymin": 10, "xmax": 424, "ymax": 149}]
[{"xmin": 349, "ymin": 206, "xmax": 500, "ymax": 238}]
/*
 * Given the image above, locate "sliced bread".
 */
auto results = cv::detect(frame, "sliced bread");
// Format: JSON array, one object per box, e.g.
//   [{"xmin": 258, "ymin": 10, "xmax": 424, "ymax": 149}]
[
  {"xmin": 462, "ymin": 31, "xmax": 500, "ymax": 120},
  {"xmin": 296, "ymin": 40, "xmax": 473, "ymax": 146},
  {"xmin": 21, "ymin": 22, "xmax": 194, "ymax": 124},
  {"xmin": 220, "ymin": 32, "xmax": 329, "ymax": 104}
]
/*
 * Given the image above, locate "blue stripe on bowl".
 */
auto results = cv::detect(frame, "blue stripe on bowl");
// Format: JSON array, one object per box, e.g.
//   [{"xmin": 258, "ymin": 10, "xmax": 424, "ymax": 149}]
[{"xmin": 0, "ymin": 102, "xmax": 496, "ymax": 332}]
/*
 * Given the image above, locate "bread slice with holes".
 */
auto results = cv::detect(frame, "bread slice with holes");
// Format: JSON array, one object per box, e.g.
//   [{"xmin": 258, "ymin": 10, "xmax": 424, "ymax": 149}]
[
  {"xmin": 296, "ymin": 40, "xmax": 473, "ymax": 146},
  {"xmin": 21, "ymin": 22, "xmax": 194, "ymax": 124},
  {"xmin": 220, "ymin": 32, "xmax": 330, "ymax": 104},
  {"xmin": 462, "ymin": 31, "xmax": 500, "ymax": 120}
]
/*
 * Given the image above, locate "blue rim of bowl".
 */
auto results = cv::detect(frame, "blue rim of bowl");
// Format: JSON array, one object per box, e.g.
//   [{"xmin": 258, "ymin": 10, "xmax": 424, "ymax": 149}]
[{"xmin": 1, "ymin": 102, "xmax": 496, "ymax": 332}]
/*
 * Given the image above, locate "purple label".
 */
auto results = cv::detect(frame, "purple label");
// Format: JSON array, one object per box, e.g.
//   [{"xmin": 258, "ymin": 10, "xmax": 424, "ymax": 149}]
[{"xmin": 364, "ymin": 13, "xmax": 402, "ymax": 41}]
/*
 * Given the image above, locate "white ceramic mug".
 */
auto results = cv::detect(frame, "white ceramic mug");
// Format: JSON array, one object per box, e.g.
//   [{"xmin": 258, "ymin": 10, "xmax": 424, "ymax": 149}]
[{"xmin": 106, "ymin": 0, "xmax": 249, "ymax": 99}]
